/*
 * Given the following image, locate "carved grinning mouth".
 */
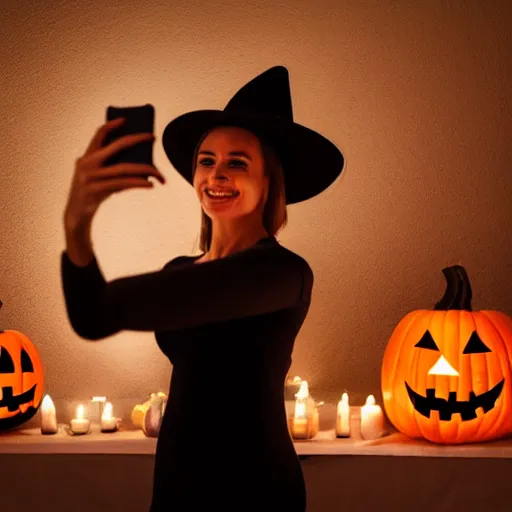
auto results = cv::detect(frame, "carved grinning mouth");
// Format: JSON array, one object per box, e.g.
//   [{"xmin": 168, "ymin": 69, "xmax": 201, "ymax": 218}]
[
  {"xmin": 405, "ymin": 379, "xmax": 505, "ymax": 421},
  {"xmin": 0, "ymin": 384, "xmax": 37, "ymax": 412}
]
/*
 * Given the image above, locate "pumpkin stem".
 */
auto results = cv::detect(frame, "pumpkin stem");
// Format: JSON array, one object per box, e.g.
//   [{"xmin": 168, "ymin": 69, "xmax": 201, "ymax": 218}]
[{"xmin": 434, "ymin": 265, "xmax": 473, "ymax": 311}]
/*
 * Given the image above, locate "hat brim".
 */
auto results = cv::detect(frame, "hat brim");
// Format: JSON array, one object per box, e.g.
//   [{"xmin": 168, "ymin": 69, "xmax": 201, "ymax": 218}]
[{"xmin": 162, "ymin": 110, "xmax": 344, "ymax": 205}]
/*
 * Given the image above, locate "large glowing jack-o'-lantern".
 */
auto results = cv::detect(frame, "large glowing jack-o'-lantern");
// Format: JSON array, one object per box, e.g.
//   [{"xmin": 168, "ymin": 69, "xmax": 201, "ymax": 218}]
[
  {"xmin": 0, "ymin": 300, "xmax": 44, "ymax": 430},
  {"xmin": 381, "ymin": 266, "xmax": 512, "ymax": 444}
]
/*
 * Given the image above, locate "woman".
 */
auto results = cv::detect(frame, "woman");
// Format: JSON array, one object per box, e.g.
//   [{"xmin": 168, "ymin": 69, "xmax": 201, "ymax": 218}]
[{"xmin": 61, "ymin": 66, "xmax": 344, "ymax": 511}]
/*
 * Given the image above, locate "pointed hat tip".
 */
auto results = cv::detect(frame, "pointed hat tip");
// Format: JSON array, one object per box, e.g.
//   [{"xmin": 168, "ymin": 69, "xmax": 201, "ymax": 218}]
[{"xmin": 266, "ymin": 65, "xmax": 288, "ymax": 76}]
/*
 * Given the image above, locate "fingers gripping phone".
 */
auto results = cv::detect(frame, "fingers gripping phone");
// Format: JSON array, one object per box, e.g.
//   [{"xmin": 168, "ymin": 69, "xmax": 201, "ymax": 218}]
[{"xmin": 102, "ymin": 104, "xmax": 155, "ymax": 176}]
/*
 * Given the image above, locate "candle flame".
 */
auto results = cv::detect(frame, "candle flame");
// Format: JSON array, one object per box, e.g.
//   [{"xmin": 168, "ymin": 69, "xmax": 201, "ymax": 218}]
[
  {"xmin": 41, "ymin": 395, "xmax": 55, "ymax": 412},
  {"xmin": 295, "ymin": 380, "xmax": 309, "ymax": 399},
  {"xmin": 337, "ymin": 393, "xmax": 350, "ymax": 414},
  {"xmin": 293, "ymin": 380, "xmax": 309, "ymax": 419},
  {"xmin": 102, "ymin": 402, "xmax": 113, "ymax": 420},
  {"xmin": 366, "ymin": 395, "xmax": 376, "ymax": 406},
  {"xmin": 76, "ymin": 404, "xmax": 85, "ymax": 419}
]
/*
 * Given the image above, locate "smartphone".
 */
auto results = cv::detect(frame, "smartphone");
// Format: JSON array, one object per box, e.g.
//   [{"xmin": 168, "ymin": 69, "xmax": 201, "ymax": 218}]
[{"xmin": 102, "ymin": 104, "xmax": 155, "ymax": 173}]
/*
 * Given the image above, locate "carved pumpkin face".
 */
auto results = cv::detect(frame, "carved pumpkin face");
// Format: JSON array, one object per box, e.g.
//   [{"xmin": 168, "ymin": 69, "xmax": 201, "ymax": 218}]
[
  {"xmin": 0, "ymin": 329, "xmax": 44, "ymax": 430},
  {"xmin": 381, "ymin": 266, "xmax": 512, "ymax": 444}
]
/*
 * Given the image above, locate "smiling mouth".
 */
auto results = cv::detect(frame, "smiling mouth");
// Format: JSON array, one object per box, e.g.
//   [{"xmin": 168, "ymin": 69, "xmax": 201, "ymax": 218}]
[
  {"xmin": 204, "ymin": 187, "xmax": 239, "ymax": 196},
  {"xmin": 405, "ymin": 379, "xmax": 504, "ymax": 421},
  {"xmin": 204, "ymin": 192, "xmax": 239, "ymax": 203}
]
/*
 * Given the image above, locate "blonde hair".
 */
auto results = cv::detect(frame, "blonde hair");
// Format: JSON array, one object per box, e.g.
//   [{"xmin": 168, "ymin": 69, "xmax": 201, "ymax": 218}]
[{"xmin": 191, "ymin": 126, "xmax": 288, "ymax": 253}]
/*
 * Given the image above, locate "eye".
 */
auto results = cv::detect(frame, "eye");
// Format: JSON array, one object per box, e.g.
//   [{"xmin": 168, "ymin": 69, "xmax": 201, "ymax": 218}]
[
  {"xmin": 414, "ymin": 331, "xmax": 439, "ymax": 351},
  {"xmin": 229, "ymin": 159, "xmax": 247, "ymax": 168},
  {"xmin": 198, "ymin": 158, "xmax": 247, "ymax": 168},
  {"xmin": 21, "ymin": 348, "xmax": 34, "ymax": 372},
  {"xmin": 463, "ymin": 331, "xmax": 491, "ymax": 354},
  {"xmin": 0, "ymin": 347, "xmax": 15, "ymax": 373}
]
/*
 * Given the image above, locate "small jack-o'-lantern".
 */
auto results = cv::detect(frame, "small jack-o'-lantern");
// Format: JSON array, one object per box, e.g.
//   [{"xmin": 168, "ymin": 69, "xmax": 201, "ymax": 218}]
[
  {"xmin": 0, "ymin": 300, "xmax": 44, "ymax": 430},
  {"xmin": 381, "ymin": 266, "xmax": 512, "ymax": 444}
]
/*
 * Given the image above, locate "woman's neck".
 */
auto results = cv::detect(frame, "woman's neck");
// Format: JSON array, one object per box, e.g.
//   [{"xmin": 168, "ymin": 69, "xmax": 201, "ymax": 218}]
[{"xmin": 204, "ymin": 224, "xmax": 270, "ymax": 261}]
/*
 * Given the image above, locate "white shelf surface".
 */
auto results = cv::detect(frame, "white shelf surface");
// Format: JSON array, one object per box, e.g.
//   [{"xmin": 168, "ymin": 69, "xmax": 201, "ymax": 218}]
[{"xmin": 2, "ymin": 425, "xmax": 512, "ymax": 457}]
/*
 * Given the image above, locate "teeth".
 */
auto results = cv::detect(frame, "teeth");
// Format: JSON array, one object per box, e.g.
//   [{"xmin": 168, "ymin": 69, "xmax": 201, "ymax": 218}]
[{"xmin": 206, "ymin": 189, "xmax": 237, "ymax": 198}]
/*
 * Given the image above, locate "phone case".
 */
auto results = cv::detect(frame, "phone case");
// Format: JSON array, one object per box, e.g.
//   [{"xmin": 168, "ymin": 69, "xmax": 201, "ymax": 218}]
[{"xmin": 102, "ymin": 104, "xmax": 155, "ymax": 170}]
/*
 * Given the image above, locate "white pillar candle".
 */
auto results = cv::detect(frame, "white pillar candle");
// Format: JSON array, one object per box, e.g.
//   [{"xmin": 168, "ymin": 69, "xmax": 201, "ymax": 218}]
[
  {"xmin": 70, "ymin": 404, "xmax": 90, "ymax": 435},
  {"xmin": 290, "ymin": 380, "xmax": 311, "ymax": 440},
  {"xmin": 294, "ymin": 381, "xmax": 308, "ymax": 417},
  {"xmin": 360, "ymin": 395, "xmax": 385, "ymax": 440},
  {"xmin": 100, "ymin": 402, "xmax": 119, "ymax": 433},
  {"xmin": 40, "ymin": 394, "xmax": 57, "ymax": 435},
  {"xmin": 335, "ymin": 392, "xmax": 351, "ymax": 438}
]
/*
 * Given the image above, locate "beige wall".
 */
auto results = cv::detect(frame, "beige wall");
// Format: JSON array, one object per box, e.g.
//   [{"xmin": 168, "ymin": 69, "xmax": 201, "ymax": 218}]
[{"xmin": 1, "ymin": 0, "xmax": 511, "ymax": 410}]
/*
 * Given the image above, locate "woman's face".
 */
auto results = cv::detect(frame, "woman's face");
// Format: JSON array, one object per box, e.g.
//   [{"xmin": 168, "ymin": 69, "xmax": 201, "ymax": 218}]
[{"xmin": 193, "ymin": 126, "xmax": 269, "ymax": 221}]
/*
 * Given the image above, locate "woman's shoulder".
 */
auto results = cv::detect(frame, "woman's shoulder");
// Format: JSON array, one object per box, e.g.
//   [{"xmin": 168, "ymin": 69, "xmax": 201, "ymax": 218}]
[
  {"xmin": 273, "ymin": 241, "xmax": 313, "ymax": 278},
  {"xmin": 160, "ymin": 254, "xmax": 198, "ymax": 270}
]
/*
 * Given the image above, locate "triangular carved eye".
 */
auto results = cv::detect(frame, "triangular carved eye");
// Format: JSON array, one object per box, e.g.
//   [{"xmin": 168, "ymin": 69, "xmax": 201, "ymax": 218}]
[
  {"xmin": 0, "ymin": 347, "xmax": 15, "ymax": 373},
  {"xmin": 414, "ymin": 331, "xmax": 440, "ymax": 351},
  {"xmin": 21, "ymin": 348, "xmax": 34, "ymax": 372},
  {"xmin": 463, "ymin": 331, "xmax": 491, "ymax": 354}
]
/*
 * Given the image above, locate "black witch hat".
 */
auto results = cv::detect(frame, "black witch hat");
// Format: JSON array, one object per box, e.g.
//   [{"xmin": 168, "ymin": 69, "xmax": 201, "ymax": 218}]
[{"xmin": 162, "ymin": 66, "xmax": 344, "ymax": 205}]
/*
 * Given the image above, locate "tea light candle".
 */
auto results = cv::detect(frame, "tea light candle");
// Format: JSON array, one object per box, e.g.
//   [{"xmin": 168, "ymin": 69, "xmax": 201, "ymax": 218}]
[
  {"xmin": 100, "ymin": 402, "xmax": 119, "ymax": 433},
  {"xmin": 360, "ymin": 394, "xmax": 385, "ymax": 440},
  {"xmin": 336, "ymin": 392, "xmax": 351, "ymax": 438},
  {"xmin": 70, "ymin": 404, "xmax": 90, "ymax": 435},
  {"xmin": 40, "ymin": 394, "xmax": 57, "ymax": 435}
]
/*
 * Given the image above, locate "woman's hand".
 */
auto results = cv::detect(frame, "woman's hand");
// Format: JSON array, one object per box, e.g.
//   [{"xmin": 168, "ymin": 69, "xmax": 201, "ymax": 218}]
[
  {"xmin": 63, "ymin": 117, "xmax": 166, "ymax": 266},
  {"xmin": 64, "ymin": 117, "xmax": 165, "ymax": 231}
]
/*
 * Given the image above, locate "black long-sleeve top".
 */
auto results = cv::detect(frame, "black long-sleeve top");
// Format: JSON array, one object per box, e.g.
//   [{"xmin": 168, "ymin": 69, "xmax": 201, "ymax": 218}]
[{"xmin": 60, "ymin": 235, "xmax": 313, "ymax": 511}]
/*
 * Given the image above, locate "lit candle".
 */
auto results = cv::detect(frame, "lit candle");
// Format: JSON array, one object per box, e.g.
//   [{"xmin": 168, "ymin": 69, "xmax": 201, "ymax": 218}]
[
  {"xmin": 70, "ymin": 404, "xmax": 90, "ymax": 435},
  {"xmin": 360, "ymin": 395, "xmax": 385, "ymax": 440},
  {"xmin": 40, "ymin": 394, "xmax": 57, "ymax": 435},
  {"xmin": 100, "ymin": 402, "xmax": 119, "ymax": 432},
  {"xmin": 336, "ymin": 392, "xmax": 351, "ymax": 438},
  {"xmin": 290, "ymin": 380, "xmax": 311, "ymax": 440}
]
